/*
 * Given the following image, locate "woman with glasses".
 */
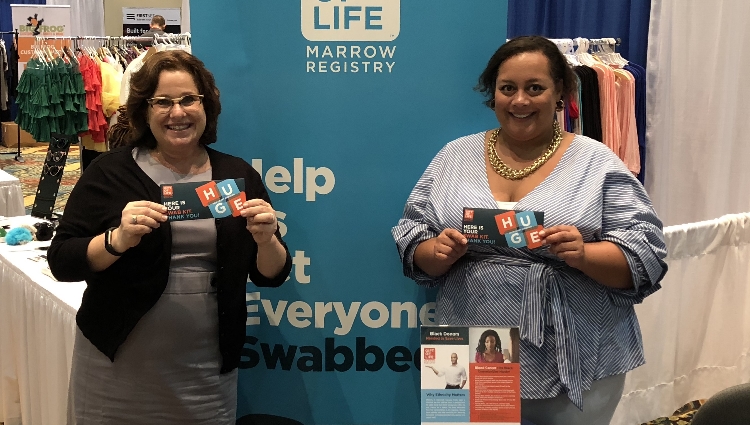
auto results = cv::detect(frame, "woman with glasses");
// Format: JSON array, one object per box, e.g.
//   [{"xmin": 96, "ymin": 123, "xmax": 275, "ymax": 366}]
[{"xmin": 48, "ymin": 50, "xmax": 292, "ymax": 424}]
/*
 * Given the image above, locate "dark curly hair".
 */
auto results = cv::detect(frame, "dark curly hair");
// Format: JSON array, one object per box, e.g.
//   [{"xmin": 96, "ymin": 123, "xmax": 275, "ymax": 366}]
[
  {"xmin": 475, "ymin": 35, "xmax": 577, "ymax": 108},
  {"xmin": 125, "ymin": 50, "xmax": 221, "ymax": 149},
  {"xmin": 475, "ymin": 329, "xmax": 502, "ymax": 354}
]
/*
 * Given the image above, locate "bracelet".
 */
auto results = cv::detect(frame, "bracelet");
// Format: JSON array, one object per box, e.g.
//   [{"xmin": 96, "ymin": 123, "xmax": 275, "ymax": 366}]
[{"xmin": 104, "ymin": 227, "xmax": 125, "ymax": 256}]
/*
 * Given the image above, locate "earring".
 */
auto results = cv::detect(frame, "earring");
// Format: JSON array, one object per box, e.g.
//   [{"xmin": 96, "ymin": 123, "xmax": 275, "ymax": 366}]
[{"xmin": 556, "ymin": 99, "xmax": 564, "ymax": 111}]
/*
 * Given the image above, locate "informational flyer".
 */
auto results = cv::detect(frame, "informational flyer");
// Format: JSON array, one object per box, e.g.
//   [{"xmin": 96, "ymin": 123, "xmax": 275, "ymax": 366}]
[
  {"xmin": 462, "ymin": 208, "xmax": 545, "ymax": 249},
  {"xmin": 421, "ymin": 326, "xmax": 521, "ymax": 425},
  {"xmin": 160, "ymin": 178, "xmax": 245, "ymax": 221}
]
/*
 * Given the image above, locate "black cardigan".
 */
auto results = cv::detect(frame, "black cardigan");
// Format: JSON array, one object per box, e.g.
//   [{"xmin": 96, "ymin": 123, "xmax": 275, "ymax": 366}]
[{"xmin": 48, "ymin": 146, "xmax": 292, "ymax": 373}]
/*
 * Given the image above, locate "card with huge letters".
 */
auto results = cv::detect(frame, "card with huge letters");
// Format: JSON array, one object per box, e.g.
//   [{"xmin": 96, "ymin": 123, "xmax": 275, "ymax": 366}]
[
  {"xmin": 462, "ymin": 208, "xmax": 545, "ymax": 249},
  {"xmin": 160, "ymin": 178, "xmax": 246, "ymax": 221}
]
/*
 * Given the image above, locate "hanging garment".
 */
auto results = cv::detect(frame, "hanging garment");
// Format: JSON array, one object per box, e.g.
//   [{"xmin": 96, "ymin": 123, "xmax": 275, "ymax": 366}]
[
  {"xmin": 553, "ymin": 39, "xmax": 643, "ymax": 181},
  {"xmin": 15, "ymin": 56, "xmax": 87, "ymax": 142},
  {"xmin": 591, "ymin": 62, "xmax": 620, "ymax": 155},
  {"xmin": 574, "ymin": 65, "xmax": 603, "ymax": 143},
  {"xmin": 571, "ymin": 74, "xmax": 583, "ymax": 135},
  {"xmin": 613, "ymin": 68, "xmax": 640, "ymax": 175},
  {"xmin": 100, "ymin": 60, "xmax": 122, "ymax": 117},
  {"xmin": 624, "ymin": 62, "xmax": 647, "ymax": 183},
  {"xmin": 0, "ymin": 40, "xmax": 8, "ymax": 111},
  {"xmin": 78, "ymin": 53, "xmax": 108, "ymax": 144},
  {"xmin": 81, "ymin": 58, "xmax": 123, "ymax": 155}
]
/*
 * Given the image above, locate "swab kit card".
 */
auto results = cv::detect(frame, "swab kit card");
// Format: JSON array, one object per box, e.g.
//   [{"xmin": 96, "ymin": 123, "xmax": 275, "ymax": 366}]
[
  {"xmin": 161, "ymin": 178, "xmax": 246, "ymax": 221},
  {"xmin": 462, "ymin": 208, "xmax": 545, "ymax": 249}
]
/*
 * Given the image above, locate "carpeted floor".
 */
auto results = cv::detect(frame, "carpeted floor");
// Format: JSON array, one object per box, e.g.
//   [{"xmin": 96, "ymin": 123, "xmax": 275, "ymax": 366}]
[{"xmin": 0, "ymin": 143, "xmax": 81, "ymax": 215}]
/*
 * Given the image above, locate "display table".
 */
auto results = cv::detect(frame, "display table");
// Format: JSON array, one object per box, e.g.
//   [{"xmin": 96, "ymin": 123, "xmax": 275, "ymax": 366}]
[
  {"xmin": 0, "ymin": 216, "xmax": 85, "ymax": 425},
  {"xmin": 0, "ymin": 169, "xmax": 25, "ymax": 217}
]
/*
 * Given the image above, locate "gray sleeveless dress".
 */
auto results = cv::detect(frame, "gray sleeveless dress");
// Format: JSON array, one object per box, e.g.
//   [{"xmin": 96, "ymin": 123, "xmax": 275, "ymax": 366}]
[{"xmin": 67, "ymin": 148, "xmax": 237, "ymax": 424}]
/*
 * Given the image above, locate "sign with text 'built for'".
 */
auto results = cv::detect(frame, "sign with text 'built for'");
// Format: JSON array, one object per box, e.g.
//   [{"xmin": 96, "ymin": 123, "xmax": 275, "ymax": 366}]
[
  {"xmin": 122, "ymin": 7, "xmax": 181, "ymax": 36},
  {"xmin": 191, "ymin": 1, "xmax": 507, "ymax": 423}
]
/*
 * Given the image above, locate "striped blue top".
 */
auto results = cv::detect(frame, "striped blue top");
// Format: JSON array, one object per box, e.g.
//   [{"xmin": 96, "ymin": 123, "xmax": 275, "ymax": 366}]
[{"xmin": 392, "ymin": 133, "xmax": 668, "ymax": 409}]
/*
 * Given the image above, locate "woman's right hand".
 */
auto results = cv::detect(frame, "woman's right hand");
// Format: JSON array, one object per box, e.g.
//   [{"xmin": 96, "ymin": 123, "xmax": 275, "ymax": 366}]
[
  {"xmin": 111, "ymin": 201, "xmax": 168, "ymax": 253},
  {"xmin": 433, "ymin": 228, "xmax": 469, "ymax": 263},
  {"xmin": 414, "ymin": 229, "xmax": 468, "ymax": 277}
]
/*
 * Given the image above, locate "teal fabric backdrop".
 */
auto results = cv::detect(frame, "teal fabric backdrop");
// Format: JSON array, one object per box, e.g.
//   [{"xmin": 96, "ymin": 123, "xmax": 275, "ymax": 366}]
[{"xmin": 191, "ymin": 1, "xmax": 507, "ymax": 423}]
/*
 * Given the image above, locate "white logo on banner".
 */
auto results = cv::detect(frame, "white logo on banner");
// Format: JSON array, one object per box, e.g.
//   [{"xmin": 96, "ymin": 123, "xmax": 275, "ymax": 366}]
[
  {"xmin": 302, "ymin": 0, "xmax": 399, "ymax": 74},
  {"xmin": 301, "ymin": 0, "xmax": 400, "ymax": 41}
]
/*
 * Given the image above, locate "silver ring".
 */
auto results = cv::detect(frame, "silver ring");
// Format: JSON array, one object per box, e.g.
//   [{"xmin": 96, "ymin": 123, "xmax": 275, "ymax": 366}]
[{"xmin": 131, "ymin": 215, "xmax": 138, "ymax": 225}]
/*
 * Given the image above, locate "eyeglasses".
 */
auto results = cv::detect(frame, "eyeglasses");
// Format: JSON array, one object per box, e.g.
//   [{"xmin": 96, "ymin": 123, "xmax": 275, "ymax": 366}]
[
  {"xmin": 46, "ymin": 151, "xmax": 67, "ymax": 162},
  {"xmin": 43, "ymin": 164, "xmax": 64, "ymax": 176},
  {"xmin": 146, "ymin": 94, "xmax": 204, "ymax": 113}
]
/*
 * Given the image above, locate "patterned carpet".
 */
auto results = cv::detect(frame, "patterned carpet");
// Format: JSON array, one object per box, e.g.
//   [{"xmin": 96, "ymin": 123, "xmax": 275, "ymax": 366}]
[
  {"xmin": 0, "ymin": 143, "xmax": 80, "ymax": 215},
  {"xmin": 641, "ymin": 399, "xmax": 705, "ymax": 425}
]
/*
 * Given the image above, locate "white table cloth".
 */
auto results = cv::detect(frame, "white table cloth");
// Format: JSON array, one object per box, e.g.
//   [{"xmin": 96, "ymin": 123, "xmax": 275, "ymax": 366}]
[
  {"xmin": 0, "ymin": 216, "xmax": 85, "ymax": 425},
  {"xmin": 0, "ymin": 169, "xmax": 25, "ymax": 217}
]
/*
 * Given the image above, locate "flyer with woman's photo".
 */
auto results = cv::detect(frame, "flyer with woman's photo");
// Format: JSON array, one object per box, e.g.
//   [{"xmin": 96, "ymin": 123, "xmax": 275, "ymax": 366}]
[{"xmin": 420, "ymin": 326, "xmax": 521, "ymax": 425}]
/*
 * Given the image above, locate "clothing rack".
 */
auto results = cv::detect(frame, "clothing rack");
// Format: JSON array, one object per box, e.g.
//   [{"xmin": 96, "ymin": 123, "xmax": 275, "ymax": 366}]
[
  {"xmin": 0, "ymin": 30, "xmax": 23, "ymax": 162},
  {"xmin": 35, "ymin": 33, "xmax": 191, "ymax": 44},
  {"xmin": 27, "ymin": 35, "xmax": 143, "ymax": 174},
  {"xmin": 580, "ymin": 38, "xmax": 622, "ymax": 57},
  {"xmin": 577, "ymin": 38, "xmax": 621, "ymax": 47},
  {"xmin": 153, "ymin": 33, "xmax": 191, "ymax": 44},
  {"xmin": 547, "ymin": 37, "xmax": 622, "ymax": 55},
  {"xmin": 35, "ymin": 35, "xmax": 153, "ymax": 41},
  {"xmin": 33, "ymin": 34, "xmax": 191, "ymax": 57},
  {"xmin": 548, "ymin": 36, "xmax": 645, "ymax": 182}
]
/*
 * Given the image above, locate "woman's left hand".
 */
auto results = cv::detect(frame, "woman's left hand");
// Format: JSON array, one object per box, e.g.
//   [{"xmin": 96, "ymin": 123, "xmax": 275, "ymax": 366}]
[
  {"xmin": 240, "ymin": 199, "xmax": 278, "ymax": 245},
  {"xmin": 539, "ymin": 225, "xmax": 586, "ymax": 269}
]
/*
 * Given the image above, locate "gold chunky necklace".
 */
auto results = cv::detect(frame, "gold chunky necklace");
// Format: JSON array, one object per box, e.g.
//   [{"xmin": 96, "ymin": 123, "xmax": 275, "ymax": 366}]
[{"xmin": 487, "ymin": 120, "xmax": 563, "ymax": 180}]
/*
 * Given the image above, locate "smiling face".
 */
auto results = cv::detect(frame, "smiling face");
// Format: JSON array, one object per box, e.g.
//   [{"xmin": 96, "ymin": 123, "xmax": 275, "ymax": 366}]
[
  {"xmin": 493, "ymin": 51, "xmax": 561, "ymax": 145},
  {"xmin": 450, "ymin": 353, "xmax": 458, "ymax": 365},
  {"xmin": 147, "ymin": 70, "xmax": 206, "ymax": 155}
]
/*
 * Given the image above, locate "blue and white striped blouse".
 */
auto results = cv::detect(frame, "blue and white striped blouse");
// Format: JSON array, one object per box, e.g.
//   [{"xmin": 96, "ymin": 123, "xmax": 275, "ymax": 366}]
[{"xmin": 392, "ymin": 133, "xmax": 668, "ymax": 409}]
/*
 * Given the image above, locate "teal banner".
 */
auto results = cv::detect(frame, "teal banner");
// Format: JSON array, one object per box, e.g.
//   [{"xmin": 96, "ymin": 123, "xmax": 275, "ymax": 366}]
[{"xmin": 191, "ymin": 1, "xmax": 507, "ymax": 423}]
